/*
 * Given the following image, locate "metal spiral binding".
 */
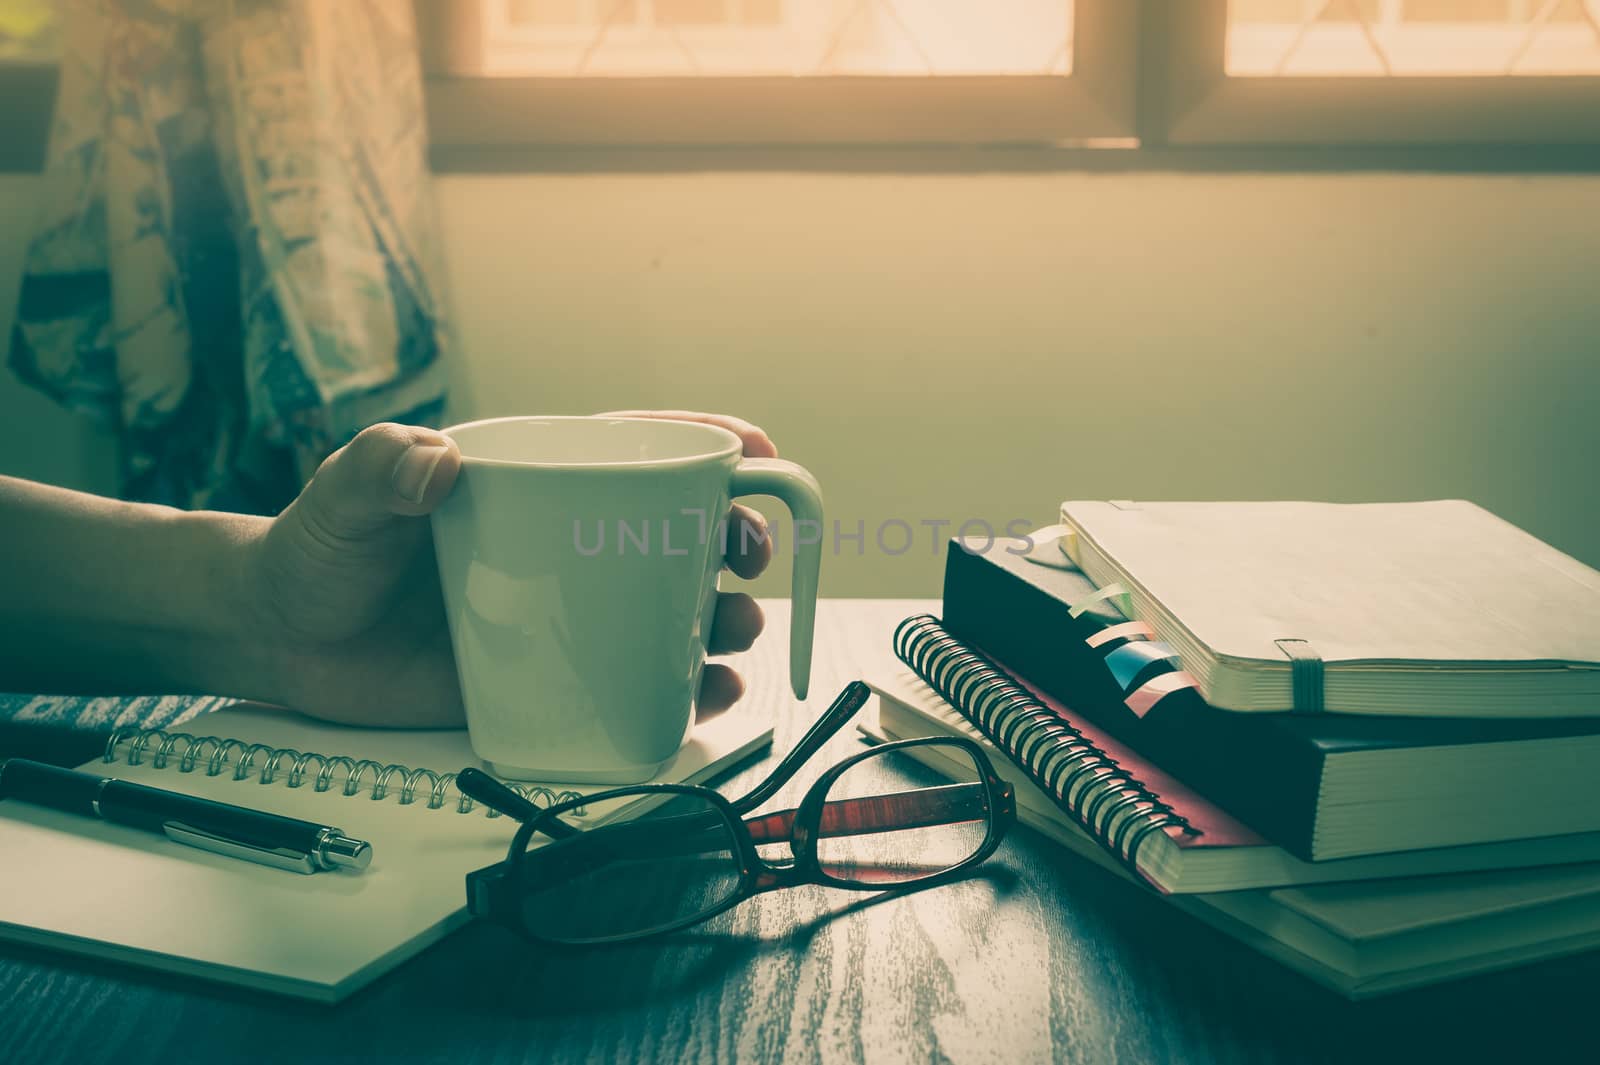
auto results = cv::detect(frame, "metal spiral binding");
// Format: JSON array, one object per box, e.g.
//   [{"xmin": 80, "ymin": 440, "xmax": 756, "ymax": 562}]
[
  {"xmin": 893, "ymin": 614, "xmax": 1194, "ymax": 883},
  {"xmin": 101, "ymin": 727, "xmax": 586, "ymax": 819}
]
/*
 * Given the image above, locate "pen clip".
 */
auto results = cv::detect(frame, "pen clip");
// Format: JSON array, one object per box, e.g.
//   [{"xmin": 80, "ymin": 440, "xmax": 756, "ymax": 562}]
[{"xmin": 163, "ymin": 822, "xmax": 318, "ymax": 874}]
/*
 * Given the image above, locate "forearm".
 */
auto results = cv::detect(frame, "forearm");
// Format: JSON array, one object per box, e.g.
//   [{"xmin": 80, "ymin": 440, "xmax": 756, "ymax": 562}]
[{"xmin": 0, "ymin": 476, "xmax": 276, "ymax": 699}]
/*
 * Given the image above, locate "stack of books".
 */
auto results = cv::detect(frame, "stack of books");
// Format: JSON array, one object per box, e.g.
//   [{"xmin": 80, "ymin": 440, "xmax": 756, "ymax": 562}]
[{"xmin": 863, "ymin": 500, "xmax": 1600, "ymax": 999}]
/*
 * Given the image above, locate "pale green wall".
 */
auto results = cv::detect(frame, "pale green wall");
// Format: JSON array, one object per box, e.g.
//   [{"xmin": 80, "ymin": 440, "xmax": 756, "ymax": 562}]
[{"xmin": 4, "ymin": 170, "xmax": 1598, "ymax": 596}]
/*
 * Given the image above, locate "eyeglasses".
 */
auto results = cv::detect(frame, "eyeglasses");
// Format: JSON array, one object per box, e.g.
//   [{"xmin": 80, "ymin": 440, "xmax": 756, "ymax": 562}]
[{"xmin": 457, "ymin": 680, "xmax": 1016, "ymax": 945}]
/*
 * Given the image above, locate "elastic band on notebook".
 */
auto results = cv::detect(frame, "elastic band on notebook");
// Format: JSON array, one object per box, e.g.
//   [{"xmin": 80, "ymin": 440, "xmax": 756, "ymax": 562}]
[
  {"xmin": 1274, "ymin": 638, "xmax": 1324, "ymax": 713},
  {"xmin": 1125, "ymin": 671, "xmax": 1199, "ymax": 719},
  {"xmin": 1104, "ymin": 641, "xmax": 1182, "ymax": 693},
  {"xmin": 1086, "ymin": 621, "xmax": 1156, "ymax": 649},
  {"xmin": 1067, "ymin": 582, "xmax": 1133, "ymax": 620}
]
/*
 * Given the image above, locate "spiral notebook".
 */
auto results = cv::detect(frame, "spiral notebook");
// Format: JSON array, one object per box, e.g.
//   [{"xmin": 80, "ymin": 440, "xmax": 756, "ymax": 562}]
[
  {"xmin": 877, "ymin": 617, "xmax": 1600, "ymax": 894},
  {"xmin": 0, "ymin": 704, "xmax": 771, "ymax": 1002}
]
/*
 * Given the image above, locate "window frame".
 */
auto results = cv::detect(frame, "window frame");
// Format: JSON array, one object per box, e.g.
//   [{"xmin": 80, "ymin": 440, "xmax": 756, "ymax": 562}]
[{"xmin": 4, "ymin": 1, "xmax": 1600, "ymax": 175}]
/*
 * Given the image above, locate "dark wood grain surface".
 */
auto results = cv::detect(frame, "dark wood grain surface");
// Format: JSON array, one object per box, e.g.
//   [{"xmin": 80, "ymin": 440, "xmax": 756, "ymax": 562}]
[{"xmin": 3, "ymin": 600, "xmax": 1599, "ymax": 1065}]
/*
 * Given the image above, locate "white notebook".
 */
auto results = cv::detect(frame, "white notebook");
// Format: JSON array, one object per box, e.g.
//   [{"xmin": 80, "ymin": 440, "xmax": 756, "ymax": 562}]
[
  {"xmin": 1058, "ymin": 499, "xmax": 1600, "ymax": 717},
  {"xmin": 0, "ymin": 705, "xmax": 771, "ymax": 1002}
]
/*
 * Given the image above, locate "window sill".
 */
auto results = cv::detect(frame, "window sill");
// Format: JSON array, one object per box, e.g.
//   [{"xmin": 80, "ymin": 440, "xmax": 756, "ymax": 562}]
[
  {"xmin": 3, "ymin": 64, "xmax": 1598, "ymax": 176},
  {"xmin": 425, "ymin": 142, "xmax": 1600, "ymax": 174}
]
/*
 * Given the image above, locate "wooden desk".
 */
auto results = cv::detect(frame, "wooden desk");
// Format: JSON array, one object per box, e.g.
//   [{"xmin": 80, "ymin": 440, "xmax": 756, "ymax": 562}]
[{"xmin": 3, "ymin": 599, "xmax": 1598, "ymax": 1065}]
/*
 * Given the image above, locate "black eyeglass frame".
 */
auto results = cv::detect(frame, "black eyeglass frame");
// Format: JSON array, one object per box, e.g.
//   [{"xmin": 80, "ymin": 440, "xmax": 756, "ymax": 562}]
[{"xmin": 460, "ymin": 680, "xmax": 1016, "ymax": 944}]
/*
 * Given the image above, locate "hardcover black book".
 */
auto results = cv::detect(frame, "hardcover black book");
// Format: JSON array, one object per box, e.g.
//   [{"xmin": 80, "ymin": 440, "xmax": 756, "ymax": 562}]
[{"xmin": 940, "ymin": 536, "xmax": 1600, "ymax": 862}]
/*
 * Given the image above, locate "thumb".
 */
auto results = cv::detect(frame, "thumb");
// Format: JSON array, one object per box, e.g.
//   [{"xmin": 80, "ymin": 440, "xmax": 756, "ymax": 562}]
[{"xmin": 297, "ymin": 423, "xmax": 462, "ymax": 539}]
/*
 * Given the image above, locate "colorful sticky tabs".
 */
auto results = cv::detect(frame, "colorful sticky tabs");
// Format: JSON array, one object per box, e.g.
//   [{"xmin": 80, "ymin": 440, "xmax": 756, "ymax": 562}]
[
  {"xmin": 1086, "ymin": 621, "xmax": 1157, "ymax": 649},
  {"xmin": 1125, "ymin": 671, "xmax": 1200, "ymax": 719},
  {"xmin": 1019, "ymin": 526, "xmax": 1078, "ymax": 571},
  {"xmin": 1067, "ymin": 581, "xmax": 1133, "ymax": 620},
  {"xmin": 1104, "ymin": 640, "xmax": 1182, "ymax": 693}
]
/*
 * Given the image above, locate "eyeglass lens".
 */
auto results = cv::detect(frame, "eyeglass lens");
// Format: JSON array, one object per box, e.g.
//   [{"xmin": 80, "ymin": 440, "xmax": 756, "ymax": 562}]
[
  {"xmin": 814, "ymin": 741, "xmax": 992, "ymax": 887},
  {"xmin": 516, "ymin": 792, "xmax": 745, "ymax": 943}
]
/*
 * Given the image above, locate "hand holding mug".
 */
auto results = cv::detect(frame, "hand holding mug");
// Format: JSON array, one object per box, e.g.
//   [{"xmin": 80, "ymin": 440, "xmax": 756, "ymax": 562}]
[{"xmin": 251, "ymin": 412, "xmax": 786, "ymax": 730}]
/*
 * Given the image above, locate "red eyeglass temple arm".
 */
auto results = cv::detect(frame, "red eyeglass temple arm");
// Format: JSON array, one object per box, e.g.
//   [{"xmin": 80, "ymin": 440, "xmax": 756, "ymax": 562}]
[{"xmin": 743, "ymin": 782, "xmax": 991, "ymax": 844}]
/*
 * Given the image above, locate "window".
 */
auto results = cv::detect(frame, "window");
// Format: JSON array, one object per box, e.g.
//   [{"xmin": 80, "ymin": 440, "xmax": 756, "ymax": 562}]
[
  {"xmin": 421, "ymin": 1, "xmax": 1137, "ymax": 150},
  {"xmin": 426, "ymin": 0, "xmax": 1600, "ymax": 152},
  {"xmin": 4, "ymin": 2, "xmax": 1598, "ymax": 173}
]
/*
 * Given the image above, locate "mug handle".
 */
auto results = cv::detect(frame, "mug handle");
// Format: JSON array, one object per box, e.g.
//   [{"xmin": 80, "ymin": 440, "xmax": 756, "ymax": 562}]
[{"xmin": 730, "ymin": 458, "xmax": 823, "ymax": 700}]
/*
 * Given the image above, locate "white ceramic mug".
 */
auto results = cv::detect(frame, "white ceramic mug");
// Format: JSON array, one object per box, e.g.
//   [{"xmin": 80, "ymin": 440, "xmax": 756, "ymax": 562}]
[{"xmin": 431, "ymin": 416, "xmax": 823, "ymax": 783}]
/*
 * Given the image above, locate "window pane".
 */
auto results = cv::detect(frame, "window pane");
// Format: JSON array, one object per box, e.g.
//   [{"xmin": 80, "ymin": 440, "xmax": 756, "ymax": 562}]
[
  {"xmin": 0, "ymin": 0, "xmax": 59, "ymax": 61},
  {"xmin": 656, "ymin": 0, "xmax": 728, "ymax": 26},
  {"xmin": 508, "ymin": 0, "xmax": 603, "ymax": 24},
  {"xmin": 482, "ymin": 0, "xmax": 1074, "ymax": 76},
  {"xmin": 1226, "ymin": 0, "xmax": 1600, "ymax": 76}
]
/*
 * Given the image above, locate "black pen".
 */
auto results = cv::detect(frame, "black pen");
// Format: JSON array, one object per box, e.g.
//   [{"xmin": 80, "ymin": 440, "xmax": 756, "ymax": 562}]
[{"xmin": 0, "ymin": 758, "xmax": 372, "ymax": 874}]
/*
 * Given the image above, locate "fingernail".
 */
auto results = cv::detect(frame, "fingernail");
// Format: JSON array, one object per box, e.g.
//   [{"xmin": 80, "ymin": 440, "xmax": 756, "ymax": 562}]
[{"xmin": 393, "ymin": 444, "xmax": 449, "ymax": 504}]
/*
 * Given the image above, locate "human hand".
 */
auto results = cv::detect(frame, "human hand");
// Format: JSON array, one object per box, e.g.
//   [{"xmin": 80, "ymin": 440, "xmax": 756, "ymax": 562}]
[{"xmin": 251, "ymin": 414, "xmax": 776, "ymax": 727}]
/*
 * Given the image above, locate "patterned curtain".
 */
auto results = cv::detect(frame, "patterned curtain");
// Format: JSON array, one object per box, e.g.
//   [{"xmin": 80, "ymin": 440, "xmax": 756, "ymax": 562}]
[{"xmin": 8, "ymin": 0, "xmax": 448, "ymax": 513}]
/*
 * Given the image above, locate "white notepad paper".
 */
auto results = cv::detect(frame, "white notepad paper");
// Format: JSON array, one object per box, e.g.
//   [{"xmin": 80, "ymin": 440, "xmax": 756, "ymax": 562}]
[{"xmin": 0, "ymin": 705, "xmax": 771, "ymax": 1002}]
